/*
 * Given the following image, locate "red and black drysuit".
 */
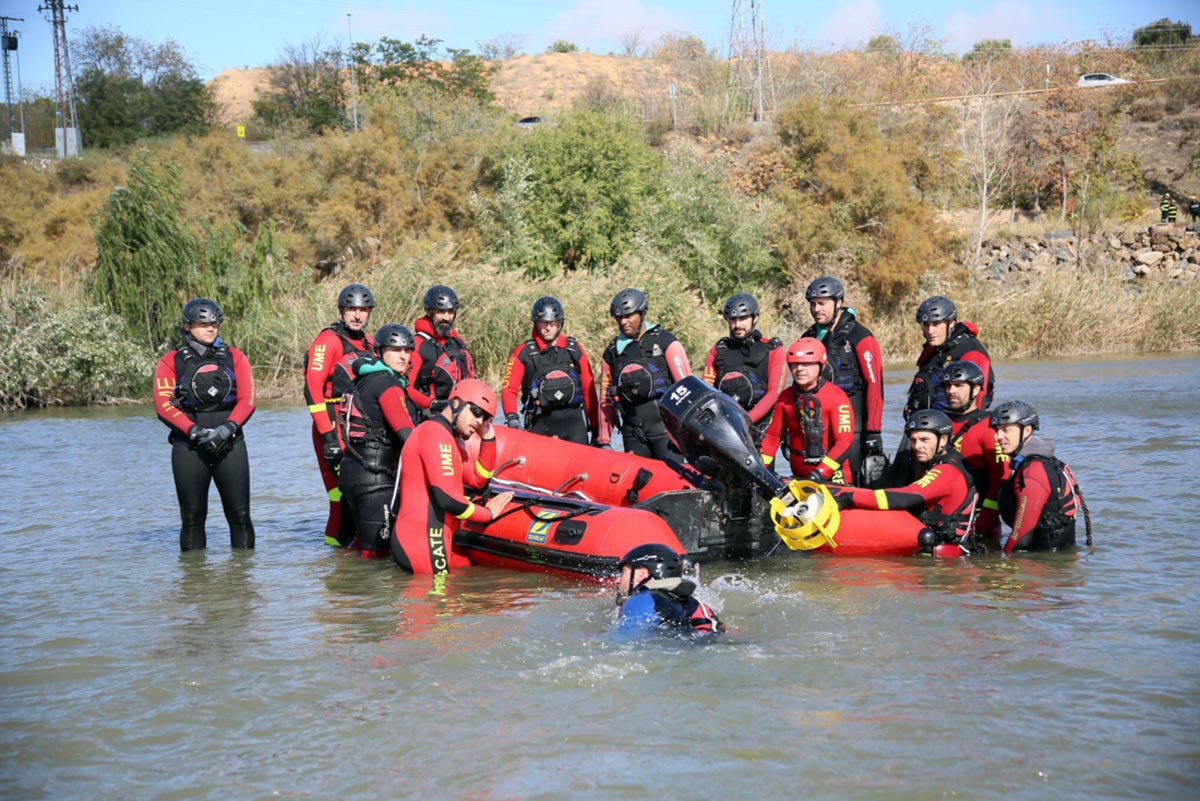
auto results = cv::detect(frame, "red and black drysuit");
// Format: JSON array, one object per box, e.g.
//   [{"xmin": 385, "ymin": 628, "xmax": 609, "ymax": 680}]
[
  {"xmin": 835, "ymin": 451, "xmax": 978, "ymax": 547},
  {"xmin": 390, "ymin": 416, "xmax": 498, "ymax": 575},
  {"xmin": 803, "ymin": 308, "xmax": 884, "ymax": 481},
  {"xmin": 304, "ymin": 321, "xmax": 375, "ymax": 545},
  {"xmin": 338, "ymin": 358, "xmax": 418, "ymax": 557},
  {"xmin": 155, "ymin": 335, "xmax": 256, "ymax": 551},
  {"xmin": 949, "ymin": 409, "xmax": 1011, "ymax": 541},
  {"xmin": 905, "ymin": 321, "xmax": 995, "ymax": 416},
  {"xmin": 501, "ymin": 328, "xmax": 599, "ymax": 445},
  {"xmin": 998, "ymin": 436, "xmax": 1080, "ymax": 553},
  {"xmin": 406, "ymin": 316, "xmax": 475, "ymax": 414},
  {"xmin": 598, "ymin": 324, "xmax": 692, "ymax": 461},
  {"xmin": 702, "ymin": 331, "xmax": 788, "ymax": 443},
  {"xmin": 759, "ymin": 379, "xmax": 855, "ymax": 483}
]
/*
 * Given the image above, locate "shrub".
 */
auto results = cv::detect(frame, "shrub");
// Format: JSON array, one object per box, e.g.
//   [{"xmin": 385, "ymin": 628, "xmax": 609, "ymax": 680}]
[{"xmin": 547, "ymin": 40, "xmax": 579, "ymax": 54}]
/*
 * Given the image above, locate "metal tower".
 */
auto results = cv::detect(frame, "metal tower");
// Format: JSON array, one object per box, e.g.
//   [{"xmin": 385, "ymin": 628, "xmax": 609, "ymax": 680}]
[
  {"xmin": 1, "ymin": 16, "xmax": 22, "ymax": 143},
  {"xmin": 38, "ymin": 0, "xmax": 81, "ymax": 156},
  {"xmin": 728, "ymin": 0, "xmax": 773, "ymax": 121}
]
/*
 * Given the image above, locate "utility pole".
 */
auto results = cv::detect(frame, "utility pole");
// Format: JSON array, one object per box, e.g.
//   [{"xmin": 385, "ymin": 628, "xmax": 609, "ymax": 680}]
[
  {"xmin": 728, "ymin": 0, "xmax": 773, "ymax": 122},
  {"xmin": 347, "ymin": 13, "xmax": 358, "ymax": 132},
  {"xmin": 1, "ymin": 16, "xmax": 23, "ymax": 150},
  {"xmin": 38, "ymin": 0, "xmax": 81, "ymax": 157}
]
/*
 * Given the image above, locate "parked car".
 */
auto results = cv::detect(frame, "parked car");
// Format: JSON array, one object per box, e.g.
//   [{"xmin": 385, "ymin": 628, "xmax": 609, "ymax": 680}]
[{"xmin": 1077, "ymin": 73, "xmax": 1130, "ymax": 88}]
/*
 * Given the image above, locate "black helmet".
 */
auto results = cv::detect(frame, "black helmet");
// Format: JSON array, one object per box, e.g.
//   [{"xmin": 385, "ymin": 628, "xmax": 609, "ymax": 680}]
[
  {"xmin": 722, "ymin": 292, "xmax": 759, "ymax": 319},
  {"xmin": 182, "ymin": 298, "xmax": 223, "ymax": 324},
  {"xmin": 940, "ymin": 360, "xmax": 984, "ymax": 387},
  {"xmin": 338, "ymin": 283, "xmax": 376, "ymax": 309},
  {"xmin": 805, "ymin": 275, "xmax": 845, "ymax": 300},
  {"xmin": 916, "ymin": 295, "xmax": 957, "ymax": 323},
  {"xmin": 989, "ymin": 400, "xmax": 1040, "ymax": 430},
  {"xmin": 374, "ymin": 323, "xmax": 415, "ymax": 351},
  {"xmin": 904, "ymin": 409, "xmax": 953, "ymax": 437},
  {"xmin": 610, "ymin": 288, "xmax": 648, "ymax": 318},
  {"xmin": 531, "ymin": 296, "xmax": 565, "ymax": 323},
  {"xmin": 618, "ymin": 543, "xmax": 683, "ymax": 580},
  {"xmin": 424, "ymin": 285, "xmax": 460, "ymax": 311}
]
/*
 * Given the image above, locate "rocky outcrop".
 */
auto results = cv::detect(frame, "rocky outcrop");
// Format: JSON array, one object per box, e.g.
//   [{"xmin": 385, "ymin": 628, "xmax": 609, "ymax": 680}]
[{"xmin": 971, "ymin": 224, "xmax": 1200, "ymax": 284}]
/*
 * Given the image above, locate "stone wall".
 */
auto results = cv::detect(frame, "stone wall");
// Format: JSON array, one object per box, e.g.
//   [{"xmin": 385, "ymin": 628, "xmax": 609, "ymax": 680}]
[{"xmin": 973, "ymin": 224, "xmax": 1200, "ymax": 284}]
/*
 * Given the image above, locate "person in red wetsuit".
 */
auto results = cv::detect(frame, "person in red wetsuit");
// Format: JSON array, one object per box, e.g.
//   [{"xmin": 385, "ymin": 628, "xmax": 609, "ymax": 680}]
[
  {"xmin": 941, "ymin": 360, "xmax": 1010, "ymax": 541},
  {"xmin": 702, "ymin": 292, "xmax": 787, "ymax": 445},
  {"xmin": 989, "ymin": 401, "xmax": 1086, "ymax": 553},
  {"xmin": 304, "ymin": 283, "xmax": 376, "ymax": 546},
  {"xmin": 802, "ymin": 275, "xmax": 885, "ymax": 485},
  {"xmin": 390, "ymin": 379, "xmax": 514, "ymax": 574},
  {"xmin": 597, "ymin": 288, "xmax": 692, "ymax": 461},
  {"xmin": 407, "ymin": 285, "xmax": 476, "ymax": 415},
  {"xmin": 154, "ymin": 298, "xmax": 257, "ymax": 551},
  {"xmin": 759, "ymin": 337, "xmax": 854, "ymax": 484},
  {"xmin": 338, "ymin": 324, "xmax": 420, "ymax": 559},
  {"xmin": 831, "ymin": 409, "xmax": 979, "ymax": 556},
  {"xmin": 501, "ymin": 296, "xmax": 598, "ymax": 445}
]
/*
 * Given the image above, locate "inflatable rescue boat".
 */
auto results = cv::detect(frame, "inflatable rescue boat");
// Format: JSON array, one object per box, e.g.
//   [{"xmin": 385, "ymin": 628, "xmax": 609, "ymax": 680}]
[{"xmin": 453, "ymin": 377, "xmax": 930, "ymax": 577}]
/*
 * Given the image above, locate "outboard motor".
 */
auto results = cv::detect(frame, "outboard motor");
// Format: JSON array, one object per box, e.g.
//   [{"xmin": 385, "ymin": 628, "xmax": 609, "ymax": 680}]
[{"xmin": 658, "ymin": 377, "xmax": 786, "ymax": 498}]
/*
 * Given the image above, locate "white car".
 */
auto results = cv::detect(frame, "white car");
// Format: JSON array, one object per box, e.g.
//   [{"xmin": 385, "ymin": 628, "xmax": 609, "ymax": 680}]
[{"xmin": 1076, "ymin": 73, "xmax": 1130, "ymax": 87}]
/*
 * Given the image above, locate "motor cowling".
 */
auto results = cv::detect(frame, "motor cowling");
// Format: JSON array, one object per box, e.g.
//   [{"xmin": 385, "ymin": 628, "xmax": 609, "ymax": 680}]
[{"xmin": 658, "ymin": 376, "xmax": 786, "ymax": 497}]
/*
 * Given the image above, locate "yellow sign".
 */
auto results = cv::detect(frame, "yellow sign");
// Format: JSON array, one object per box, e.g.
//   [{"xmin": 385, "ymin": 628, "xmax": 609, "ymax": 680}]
[{"xmin": 236, "ymin": 125, "xmax": 246, "ymax": 139}]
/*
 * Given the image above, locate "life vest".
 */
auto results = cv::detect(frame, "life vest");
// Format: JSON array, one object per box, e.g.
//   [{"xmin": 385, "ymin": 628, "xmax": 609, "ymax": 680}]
[
  {"xmin": 949, "ymin": 409, "xmax": 992, "ymax": 490},
  {"xmin": 793, "ymin": 385, "xmax": 827, "ymax": 464},
  {"xmin": 906, "ymin": 324, "xmax": 995, "ymax": 414},
  {"xmin": 173, "ymin": 344, "xmax": 237, "ymax": 412},
  {"xmin": 998, "ymin": 454, "xmax": 1079, "ymax": 550},
  {"xmin": 646, "ymin": 589, "xmax": 723, "ymax": 634},
  {"xmin": 414, "ymin": 330, "xmax": 471, "ymax": 402},
  {"xmin": 711, "ymin": 333, "xmax": 780, "ymax": 410},
  {"xmin": 807, "ymin": 312, "xmax": 868, "ymax": 398},
  {"xmin": 323, "ymin": 322, "xmax": 374, "ymax": 401},
  {"xmin": 917, "ymin": 452, "xmax": 978, "ymax": 544},
  {"xmin": 340, "ymin": 368, "xmax": 406, "ymax": 475},
  {"xmin": 522, "ymin": 336, "xmax": 586, "ymax": 413},
  {"xmin": 605, "ymin": 327, "xmax": 675, "ymax": 405}
]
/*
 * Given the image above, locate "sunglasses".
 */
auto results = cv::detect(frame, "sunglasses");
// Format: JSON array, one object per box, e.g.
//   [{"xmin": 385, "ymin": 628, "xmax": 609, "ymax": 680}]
[{"xmin": 467, "ymin": 403, "xmax": 492, "ymax": 422}]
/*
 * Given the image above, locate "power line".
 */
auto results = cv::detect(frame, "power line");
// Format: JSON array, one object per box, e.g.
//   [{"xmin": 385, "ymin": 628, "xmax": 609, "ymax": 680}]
[{"xmin": 38, "ymin": 0, "xmax": 81, "ymax": 156}]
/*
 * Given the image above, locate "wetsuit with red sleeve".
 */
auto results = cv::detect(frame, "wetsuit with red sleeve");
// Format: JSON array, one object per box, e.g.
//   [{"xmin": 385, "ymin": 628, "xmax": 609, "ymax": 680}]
[
  {"xmin": 501, "ymin": 328, "xmax": 598, "ymax": 445},
  {"xmin": 407, "ymin": 316, "xmax": 475, "ymax": 413},
  {"xmin": 389, "ymin": 416, "xmax": 497, "ymax": 575},
  {"xmin": 905, "ymin": 321, "xmax": 995, "ymax": 416},
  {"xmin": 998, "ymin": 437, "xmax": 1079, "ymax": 553},
  {"xmin": 304, "ymin": 321, "xmax": 374, "ymax": 545},
  {"xmin": 949, "ymin": 410, "xmax": 1011, "ymax": 541},
  {"xmin": 339, "ymin": 358, "xmax": 418, "ymax": 557},
  {"xmin": 154, "ymin": 335, "xmax": 257, "ymax": 550},
  {"xmin": 759, "ymin": 380, "xmax": 855, "ymax": 483},
  {"xmin": 837, "ymin": 452, "xmax": 978, "ymax": 544},
  {"xmin": 702, "ymin": 331, "xmax": 787, "ymax": 442},
  {"xmin": 803, "ymin": 308, "xmax": 884, "ymax": 478}
]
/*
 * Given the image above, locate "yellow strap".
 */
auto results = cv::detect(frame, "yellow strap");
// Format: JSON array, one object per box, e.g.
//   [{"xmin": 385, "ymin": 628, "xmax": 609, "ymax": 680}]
[
  {"xmin": 476, "ymin": 463, "xmax": 494, "ymax": 480},
  {"xmin": 455, "ymin": 501, "xmax": 476, "ymax": 520},
  {"xmin": 327, "ymin": 487, "xmax": 342, "ymax": 502},
  {"xmin": 821, "ymin": 456, "xmax": 841, "ymax": 472},
  {"xmin": 982, "ymin": 498, "xmax": 1000, "ymax": 511},
  {"xmin": 308, "ymin": 403, "xmax": 327, "ymax": 414},
  {"xmin": 325, "ymin": 397, "xmax": 342, "ymax": 404},
  {"xmin": 874, "ymin": 489, "xmax": 889, "ymax": 510},
  {"xmin": 761, "ymin": 454, "xmax": 774, "ymax": 466}
]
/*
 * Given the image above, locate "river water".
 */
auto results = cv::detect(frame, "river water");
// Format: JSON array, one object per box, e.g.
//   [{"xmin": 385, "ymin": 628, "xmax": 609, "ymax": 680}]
[{"xmin": 2, "ymin": 355, "xmax": 1197, "ymax": 801}]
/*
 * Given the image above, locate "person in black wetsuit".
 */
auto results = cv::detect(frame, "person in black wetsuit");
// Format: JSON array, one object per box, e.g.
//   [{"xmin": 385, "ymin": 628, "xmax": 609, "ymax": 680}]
[
  {"xmin": 338, "ymin": 324, "xmax": 419, "ymax": 559},
  {"xmin": 153, "ymin": 298, "xmax": 257, "ymax": 551},
  {"xmin": 614, "ymin": 544, "xmax": 723, "ymax": 637}
]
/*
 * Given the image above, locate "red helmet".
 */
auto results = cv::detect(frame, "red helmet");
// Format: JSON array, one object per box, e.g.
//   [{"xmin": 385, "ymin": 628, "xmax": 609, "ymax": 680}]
[
  {"xmin": 448, "ymin": 378, "xmax": 497, "ymax": 418},
  {"xmin": 786, "ymin": 337, "xmax": 827, "ymax": 365}
]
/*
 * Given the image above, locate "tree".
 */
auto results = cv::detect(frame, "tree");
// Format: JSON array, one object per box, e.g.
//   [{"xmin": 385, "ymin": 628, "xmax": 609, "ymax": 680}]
[
  {"xmin": 357, "ymin": 36, "xmax": 495, "ymax": 103},
  {"xmin": 252, "ymin": 37, "xmax": 347, "ymax": 133},
  {"xmin": 547, "ymin": 40, "xmax": 579, "ymax": 53},
  {"xmin": 1132, "ymin": 18, "xmax": 1191, "ymax": 47},
  {"xmin": 72, "ymin": 26, "xmax": 213, "ymax": 148},
  {"xmin": 864, "ymin": 35, "xmax": 900, "ymax": 54},
  {"xmin": 963, "ymin": 39, "xmax": 1012, "ymax": 62}
]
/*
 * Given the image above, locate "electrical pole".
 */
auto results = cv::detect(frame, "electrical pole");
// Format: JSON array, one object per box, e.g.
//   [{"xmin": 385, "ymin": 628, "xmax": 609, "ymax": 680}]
[
  {"xmin": 38, "ymin": 0, "xmax": 81, "ymax": 156},
  {"xmin": 1, "ymin": 16, "xmax": 23, "ymax": 147},
  {"xmin": 347, "ymin": 13, "xmax": 358, "ymax": 132},
  {"xmin": 729, "ymin": 0, "xmax": 772, "ymax": 122}
]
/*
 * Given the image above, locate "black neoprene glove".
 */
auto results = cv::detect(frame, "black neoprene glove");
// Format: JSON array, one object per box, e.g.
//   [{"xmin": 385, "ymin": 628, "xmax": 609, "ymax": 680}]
[
  {"xmin": 864, "ymin": 431, "xmax": 883, "ymax": 456},
  {"xmin": 505, "ymin": 413, "xmax": 521, "ymax": 428},
  {"xmin": 807, "ymin": 470, "xmax": 826, "ymax": 483},
  {"xmin": 322, "ymin": 430, "xmax": 342, "ymax": 467},
  {"xmin": 188, "ymin": 424, "xmax": 209, "ymax": 443}
]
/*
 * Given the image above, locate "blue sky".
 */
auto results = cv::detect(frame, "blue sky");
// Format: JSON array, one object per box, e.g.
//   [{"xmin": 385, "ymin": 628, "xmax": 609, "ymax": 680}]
[{"xmin": 2, "ymin": 0, "xmax": 1193, "ymax": 93}]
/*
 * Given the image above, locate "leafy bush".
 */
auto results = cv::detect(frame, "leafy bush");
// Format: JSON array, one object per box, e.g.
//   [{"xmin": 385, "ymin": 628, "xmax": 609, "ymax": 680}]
[
  {"xmin": 547, "ymin": 40, "xmax": 579, "ymax": 54},
  {"xmin": 0, "ymin": 286, "xmax": 155, "ymax": 410}
]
